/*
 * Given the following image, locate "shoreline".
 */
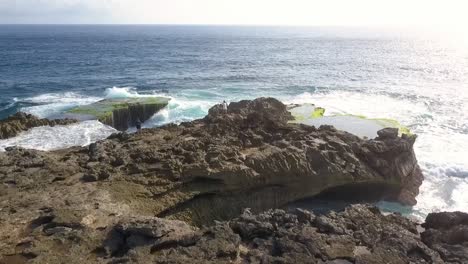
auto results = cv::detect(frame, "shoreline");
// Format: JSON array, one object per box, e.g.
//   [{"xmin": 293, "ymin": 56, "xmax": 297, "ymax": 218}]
[{"xmin": 2, "ymin": 98, "xmax": 465, "ymax": 262}]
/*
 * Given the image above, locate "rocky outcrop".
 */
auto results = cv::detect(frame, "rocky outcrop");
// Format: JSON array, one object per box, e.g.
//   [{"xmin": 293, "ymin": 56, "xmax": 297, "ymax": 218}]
[
  {"xmin": 0, "ymin": 98, "xmax": 423, "ymax": 223},
  {"xmin": 421, "ymin": 211, "xmax": 468, "ymax": 263},
  {"xmin": 67, "ymin": 97, "xmax": 170, "ymax": 131},
  {"xmin": 0, "ymin": 112, "xmax": 77, "ymax": 139},
  {"xmin": 1, "ymin": 203, "xmax": 467, "ymax": 263},
  {"xmin": 0, "ymin": 97, "xmax": 432, "ymax": 263}
]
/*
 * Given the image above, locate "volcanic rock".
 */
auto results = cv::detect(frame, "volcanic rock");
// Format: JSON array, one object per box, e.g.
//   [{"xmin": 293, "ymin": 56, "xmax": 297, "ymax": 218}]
[
  {"xmin": 421, "ymin": 211, "xmax": 468, "ymax": 263},
  {"xmin": 0, "ymin": 97, "xmax": 434, "ymax": 263}
]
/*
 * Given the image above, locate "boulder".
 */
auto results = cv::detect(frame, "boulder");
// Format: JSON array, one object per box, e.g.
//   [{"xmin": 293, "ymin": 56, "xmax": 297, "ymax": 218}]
[
  {"xmin": 0, "ymin": 112, "xmax": 77, "ymax": 139},
  {"xmin": 377, "ymin": 127, "xmax": 399, "ymax": 139},
  {"xmin": 67, "ymin": 97, "xmax": 170, "ymax": 131},
  {"xmin": 421, "ymin": 211, "xmax": 468, "ymax": 263}
]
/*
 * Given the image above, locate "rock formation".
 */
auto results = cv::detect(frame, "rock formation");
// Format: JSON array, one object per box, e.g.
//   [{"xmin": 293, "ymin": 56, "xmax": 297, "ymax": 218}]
[
  {"xmin": 0, "ymin": 112, "xmax": 77, "ymax": 139},
  {"xmin": 67, "ymin": 97, "xmax": 170, "ymax": 131},
  {"xmin": 421, "ymin": 211, "xmax": 468, "ymax": 263},
  {"xmin": 1, "ymin": 202, "xmax": 467, "ymax": 263},
  {"xmin": 0, "ymin": 97, "xmax": 446, "ymax": 263}
]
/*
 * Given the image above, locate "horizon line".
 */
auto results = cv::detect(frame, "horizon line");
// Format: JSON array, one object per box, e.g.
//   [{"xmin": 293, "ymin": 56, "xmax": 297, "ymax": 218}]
[{"xmin": 0, "ymin": 23, "xmax": 436, "ymax": 29}]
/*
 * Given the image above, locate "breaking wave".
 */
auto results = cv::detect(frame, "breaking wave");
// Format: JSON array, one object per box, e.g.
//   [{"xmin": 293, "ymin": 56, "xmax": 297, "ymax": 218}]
[
  {"xmin": 0, "ymin": 121, "xmax": 116, "ymax": 152},
  {"xmin": 1, "ymin": 86, "xmax": 467, "ymax": 220}
]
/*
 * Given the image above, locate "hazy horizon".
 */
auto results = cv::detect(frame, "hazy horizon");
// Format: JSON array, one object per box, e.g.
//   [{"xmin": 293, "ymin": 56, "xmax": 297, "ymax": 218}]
[{"xmin": 1, "ymin": 0, "xmax": 467, "ymax": 29}]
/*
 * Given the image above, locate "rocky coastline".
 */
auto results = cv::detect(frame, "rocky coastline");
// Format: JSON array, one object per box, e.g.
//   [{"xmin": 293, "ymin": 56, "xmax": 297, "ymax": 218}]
[
  {"xmin": 0, "ymin": 98, "xmax": 466, "ymax": 263},
  {"xmin": 0, "ymin": 112, "xmax": 77, "ymax": 140}
]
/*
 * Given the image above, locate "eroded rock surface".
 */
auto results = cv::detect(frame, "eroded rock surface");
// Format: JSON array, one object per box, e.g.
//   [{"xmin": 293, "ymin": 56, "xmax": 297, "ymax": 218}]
[
  {"xmin": 2, "ymin": 204, "xmax": 468, "ymax": 263},
  {"xmin": 421, "ymin": 211, "xmax": 468, "ymax": 263},
  {"xmin": 0, "ymin": 97, "xmax": 432, "ymax": 263},
  {"xmin": 0, "ymin": 112, "xmax": 77, "ymax": 139}
]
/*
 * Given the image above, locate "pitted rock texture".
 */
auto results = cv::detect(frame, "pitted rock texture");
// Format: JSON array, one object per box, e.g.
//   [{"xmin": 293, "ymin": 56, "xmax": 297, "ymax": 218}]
[
  {"xmin": 0, "ymin": 98, "xmax": 430, "ymax": 263},
  {"xmin": 3, "ymin": 204, "xmax": 468, "ymax": 263},
  {"xmin": 421, "ymin": 211, "xmax": 468, "ymax": 263},
  {"xmin": 1, "ymin": 98, "xmax": 423, "ymax": 226},
  {"xmin": 0, "ymin": 112, "xmax": 77, "ymax": 139}
]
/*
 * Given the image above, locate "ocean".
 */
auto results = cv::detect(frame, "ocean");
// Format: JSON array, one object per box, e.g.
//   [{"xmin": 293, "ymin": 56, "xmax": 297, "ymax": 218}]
[{"xmin": 0, "ymin": 25, "xmax": 467, "ymax": 220}]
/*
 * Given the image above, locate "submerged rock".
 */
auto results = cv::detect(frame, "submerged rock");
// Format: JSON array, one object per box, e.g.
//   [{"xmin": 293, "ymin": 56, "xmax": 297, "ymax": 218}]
[
  {"xmin": 0, "ymin": 112, "xmax": 77, "ymax": 139},
  {"xmin": 289, "ymin": 104, "xmax": 412, "ymax": 139},
  {"xmin": 0, "ymin": 97, "xmax": 433, "ymax": 263},
  {"xmin": 67, "ymin": 97, "xmax": 170, "ymax": 131}
]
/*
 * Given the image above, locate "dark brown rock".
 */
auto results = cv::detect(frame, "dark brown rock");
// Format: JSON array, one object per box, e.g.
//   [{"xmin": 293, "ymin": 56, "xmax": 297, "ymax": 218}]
[
  {"xmin": 97, "ymin": 205, "xmax": 447, "ymax": 263},
  {"xmin": 0, "ymin": 98, "xmax": 433, "ymax": 263},
  {"xmin": 421, "ymin": 211, "xmax": 468, "ymax": 263},
  {"xmin": 377, "ymin": 127, "xmax": 399, "ymax": 139}
]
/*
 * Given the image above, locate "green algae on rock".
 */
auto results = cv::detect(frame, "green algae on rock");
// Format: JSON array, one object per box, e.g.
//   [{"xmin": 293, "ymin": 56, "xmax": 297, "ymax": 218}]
[
  {"xmin": 288, "ymin": 104, "xmax": 325, "ymax": 121},
  {"xmin": 0, "ymin": 98, "xmax": 435, "ymax": 263},
  {"xmin": 288, "ymin": 104, "xmax": 411, "ymax": 139},
  {"xmin": 67, "ymin": 97, "xmax": 170, "ymax": 131}
]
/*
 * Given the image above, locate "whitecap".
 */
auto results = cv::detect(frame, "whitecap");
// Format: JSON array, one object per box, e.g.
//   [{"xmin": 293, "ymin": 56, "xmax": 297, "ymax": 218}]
[
  {"xmin": 104, "ymin": 86, "xmax": 169, "ymax": 99},
  {"xmin": 281, "ymin": 90, "xmax": 468, "ymax": 219},
  {"xmin": 21, "ymin": 92, "xmax": 102, "ymax": 118},
  {"xmin": 143, "ymin": 97, "xmax": 214, "ymax": 127}
]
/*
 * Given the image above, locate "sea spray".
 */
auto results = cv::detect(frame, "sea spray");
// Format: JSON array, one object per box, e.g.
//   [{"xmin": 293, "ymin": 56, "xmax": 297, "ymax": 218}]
[{"xmin": 0, "ymin": 120, "xmax": 116, "ymax": 152}]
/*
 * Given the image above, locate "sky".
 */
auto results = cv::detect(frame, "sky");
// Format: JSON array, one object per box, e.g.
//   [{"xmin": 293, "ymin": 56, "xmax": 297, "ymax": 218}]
[{"xmin": 1, "ymin": 0, "xmax": 468, "ymax": 27}]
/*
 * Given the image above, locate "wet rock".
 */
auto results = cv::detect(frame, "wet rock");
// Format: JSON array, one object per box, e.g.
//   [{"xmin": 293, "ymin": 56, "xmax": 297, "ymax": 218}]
[{"xmin": 67, "ymin": 97, "xmax": 170, "ymax": 131}]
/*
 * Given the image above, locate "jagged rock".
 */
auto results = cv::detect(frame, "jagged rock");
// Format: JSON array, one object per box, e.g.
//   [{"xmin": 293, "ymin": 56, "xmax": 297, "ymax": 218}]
[
  {"xmin": 377, "ymin": 127, "xmax": 399, "ymax": 139},
  {"xmin": 0, "ymin": 97, "xmax": 433, "ymax": 263},
  {"xmin": 0, "ymin": 112, "xmax": 77, "ymax": 139},
  {"xmin": 0, "ymin": 98, "xmax": 423, "ymax": 224},
  {"xmin": 103, "ymin": 217, "xmax": 199, "ymax": 257},
  {"xmin": 421, "ymin": 211, "xmax": 468, "ymax": 263},
  {"xmin": 67, "ymin": 97, "xmax": 170, "ymax": 131},
  {"xmin": 93, "ymin": 205, "xmax": 449, "ymax": 263}
]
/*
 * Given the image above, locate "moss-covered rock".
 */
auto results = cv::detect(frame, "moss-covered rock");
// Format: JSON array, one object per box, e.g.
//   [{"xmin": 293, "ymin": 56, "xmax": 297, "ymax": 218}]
[
  {"xmin": 288, "ymin": 104, "xmax": 325, "ymax": 121},
  {"xmin": 288, "ymin": 104, "xmax": 411, "ymax": 139},
  {"xmin": 67, "ymin": 97, "xmax": 170, "ymax": 131}
]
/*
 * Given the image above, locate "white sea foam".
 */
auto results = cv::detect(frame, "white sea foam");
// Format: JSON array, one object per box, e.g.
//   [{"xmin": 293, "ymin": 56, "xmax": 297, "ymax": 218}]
[
  {"xmin": 7, "ymin": 86, "xmax": 467, "ymax": 220},
  {"xmin": 283, "ymin": 90, "xmax": 468, "ymax": 220},
  {"xmin": 0, "ymin": 100, "xmax": 17, "ymax": 112},
  {"xmin": 282, "ymin": 91, "xmax": 428, "ymax": 124},
  {"xmin": 0, "ymin": 121, "xmax": 116, "ymax": 152},
  {"xmin": 21, "ymin": 92, "xmax": 102, "ymax": 118},
  {"xmin": 144, "ymin": 97, "xmax": 214, "ymax": 127},
  {"xmin": 101, "ymin": 87, "xmax": 214, "ymax": 127}
]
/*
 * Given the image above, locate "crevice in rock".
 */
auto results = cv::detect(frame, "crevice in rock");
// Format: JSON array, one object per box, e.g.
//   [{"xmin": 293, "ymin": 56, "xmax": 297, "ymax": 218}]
[
  {"xmin": 156, "ymin": 192, "xmax": 218, "ymax": 219},
  {"xmin": 27, "ymin": 215, "xmax": 54, "ymax": 231},
  {"xmin": 287, "ymin": 182, "xmax": 401, "ymax": 214}
]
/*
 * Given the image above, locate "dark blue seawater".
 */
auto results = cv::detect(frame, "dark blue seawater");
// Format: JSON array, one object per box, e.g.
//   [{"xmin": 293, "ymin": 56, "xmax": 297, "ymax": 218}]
[{"xmin": 0, "ymin": 25, "xmax": 467, "ymax": 219}]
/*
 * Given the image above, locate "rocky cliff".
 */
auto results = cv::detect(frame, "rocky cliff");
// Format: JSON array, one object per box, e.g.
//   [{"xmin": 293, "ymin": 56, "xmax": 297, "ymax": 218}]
[
  {"xmin": 67, "ymin": 97, "xmax": 170, "ymax": 131},
  {"xmin": 0, "ymin": 112, "xmax": 77, "ymax": 139},
  {"xmin": 0, "ymin": 97, "xmax": 448, "ymax": 263}
]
